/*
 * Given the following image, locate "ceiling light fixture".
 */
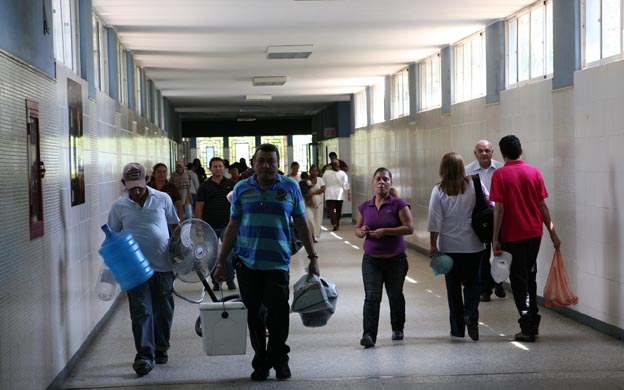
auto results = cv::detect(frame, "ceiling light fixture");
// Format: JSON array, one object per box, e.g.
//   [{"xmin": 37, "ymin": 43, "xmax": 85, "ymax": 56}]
[
  {"xmin": 253, "ymin": 76, "xmax": 287, "ymax": 86},
  {"xmin": 237, "ymin": 117, "xmax": 256, "ymax": 122},
  {"xmin": 245, "ymin": 94, "xmax": 272, "ymax": 101},
  {"xmin": 266, "ymin": 45, "xmax": 313, "ymax": 59}
]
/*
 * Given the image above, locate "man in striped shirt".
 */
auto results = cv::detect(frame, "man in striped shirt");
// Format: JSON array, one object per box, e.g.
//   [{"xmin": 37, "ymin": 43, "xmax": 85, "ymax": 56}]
[{"xmin": 215, "ymin": 144, "xmax": 319, "ymax": 381}]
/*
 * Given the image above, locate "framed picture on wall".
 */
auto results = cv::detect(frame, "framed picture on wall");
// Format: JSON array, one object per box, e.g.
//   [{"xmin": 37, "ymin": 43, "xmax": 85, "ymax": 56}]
[{"xmin": 68, "ymin": 78, "xmax": 85, "ymax": 206}]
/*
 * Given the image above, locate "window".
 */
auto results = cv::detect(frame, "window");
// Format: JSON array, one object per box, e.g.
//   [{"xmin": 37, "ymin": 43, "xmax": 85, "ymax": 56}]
[
  {"xmin": 454, "ymin": 32, "xmax": 486, "ymax": 103},
  {"xmin": 134, "ymin": 65, "xmax": 142, "ymax": 114},
  {"xmin": 117, "ymin": 41, "xmax": 127, "ymax": 104},
  {"xmin": 507, "ymin": 1, "xmax": 554, "ymax": 85},
  {"xmin": 92, "ymin": 14, "xmax": 108, "ymax": 92},
  {"xmin": 26, "ymin": 100, "xmax": 45, "ymax": 240},
  {"xmin": 391, "ymin": 68, "xmax": 409, "ymax": 118},
  {"xmin": 371, "ymin": 80, "xmax": 385, "ymax": 124},
  {"xmin": 354, "ymin": 89, "xmax": 368, "ymax": 128},
  {"xmin": 419, "ymin": 53, "xmax": 441, "ymax": 111},
  {"xmin": 52, "ymin": 0, "xmax": 79, "ymax": 72},
  {"xmin": 584, "ymin": 0, "xmax": 622, "ymax": 65}
]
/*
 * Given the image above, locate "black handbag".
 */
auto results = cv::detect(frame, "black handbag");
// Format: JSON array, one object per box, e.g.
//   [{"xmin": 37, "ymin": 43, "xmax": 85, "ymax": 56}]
[{"xmin": 471, "ymin": 175, "xmax": 494, "ymax": 243}]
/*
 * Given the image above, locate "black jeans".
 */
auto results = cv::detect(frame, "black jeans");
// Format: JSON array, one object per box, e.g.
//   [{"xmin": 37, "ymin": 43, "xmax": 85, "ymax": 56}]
[
  {"xmin": 502, "ymin": 237, "xmax": 542, "ymax": 334},
  {"xmin": 235, "ymin": 257, "xmax": 290, "ymax": 370},
  {"xmin": 361, "ymin": 253, "xmax": 408, "ymax": 342},
  {"xmin": 127, "ymin": 272, "xmax": 174, "ymax": 362},
  {"xmin": 444, "ymin": 252, "xmax": 481, "ymax": 337},
  {"xmin": 326, "ymin": 199, "xmax": 344, "ymax": 227}
]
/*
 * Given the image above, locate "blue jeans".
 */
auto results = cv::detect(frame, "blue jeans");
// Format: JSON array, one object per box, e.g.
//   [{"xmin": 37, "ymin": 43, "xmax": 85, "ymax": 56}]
[
  {"xmin": 213, "ymin": 228, "xmax": 235, "ymax": 282},
  {"xmin": 444, "ymin": 252, "xmax": 481, "ymax": 337},
  {"xmin": 235, "ymin": 258, "xmax": 290, "ymax": 370},
  {"xmin": 127, "ymin": 272, "xmax": 174, "ymax": 362},
  {"xmin": 361, "ymin": 253, "xmax": 408, "ymax": 342}
]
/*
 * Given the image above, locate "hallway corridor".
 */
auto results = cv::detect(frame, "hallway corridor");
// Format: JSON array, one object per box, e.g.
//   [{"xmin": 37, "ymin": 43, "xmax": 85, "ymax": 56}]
[{"xmin": 62, "ymin": 222, "xmax": 624, "ymax": 390}]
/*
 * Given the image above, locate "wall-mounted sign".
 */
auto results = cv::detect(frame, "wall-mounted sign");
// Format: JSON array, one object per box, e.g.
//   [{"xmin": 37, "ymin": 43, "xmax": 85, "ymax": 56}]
[{"xmin": 323, "ymin": 127, "xmax": 336, "ymax": 138}]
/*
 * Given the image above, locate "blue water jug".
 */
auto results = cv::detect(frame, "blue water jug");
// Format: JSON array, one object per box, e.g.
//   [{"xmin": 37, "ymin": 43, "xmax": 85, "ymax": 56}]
[{"xmin": 98, "ymin": 224, "xmax": 154, "ymax": 291}]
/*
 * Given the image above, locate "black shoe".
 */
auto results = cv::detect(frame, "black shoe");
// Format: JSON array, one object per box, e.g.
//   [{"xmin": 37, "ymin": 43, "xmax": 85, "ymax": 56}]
[
  {"xmin": 213, "ymin": 282, "xmax": 220, "ymax": 291},
  {"xmin": 274, "ymin": 361, "xmax": 291, "ymax": 380},
  {"xmin": 251, "ymin": 367, "xmax": 270, "ymax": 381},
  {"xmin": 392, "ymin": 330, "xmax": 404, "ymax": 340},
  {"xmin": 494, "ymin": 284, "xmax": 506, "ymax": 298},
  {"xmin": 226, "ymin": 280, "xmax": 237, "ymax": 290},
  {"xmin": 466, "ymin": 317, "xmax": 479, "ymax": 341},
  {"xmin": 155, "ymin": 351, "xmax": 168, "ymax": 364},
  {"xmin": 133, "ymin": 359, "xmax": 154, "ymax": 376},
  {"xmin": 360, "ymin": 334, "xmax": 375, "ymax": 348},
  {"xmin": 514, "ymin": 332, "xmax": 536, "ymax": 342},
  {"xmin": 479, "ymin": 293, "xmax": 491, "ymax": 302}
]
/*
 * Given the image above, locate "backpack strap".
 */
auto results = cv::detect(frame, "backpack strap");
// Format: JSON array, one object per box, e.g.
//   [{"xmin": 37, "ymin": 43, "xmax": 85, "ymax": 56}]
[{"xmin": 472, "ymin": 174, "xmax": 486, "ymax": 211}]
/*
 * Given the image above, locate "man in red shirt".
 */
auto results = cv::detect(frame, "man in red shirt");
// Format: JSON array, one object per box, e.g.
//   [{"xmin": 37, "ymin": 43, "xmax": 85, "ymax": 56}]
[{"xmin": 490, "ymin": 135, "xmax": 561, "ymax": 342}]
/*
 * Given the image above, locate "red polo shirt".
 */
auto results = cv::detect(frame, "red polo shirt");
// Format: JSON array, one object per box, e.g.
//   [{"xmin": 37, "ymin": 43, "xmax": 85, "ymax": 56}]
[{"xmin": 489, "ymin": 159, "xmax": 548, "ymax": 243}]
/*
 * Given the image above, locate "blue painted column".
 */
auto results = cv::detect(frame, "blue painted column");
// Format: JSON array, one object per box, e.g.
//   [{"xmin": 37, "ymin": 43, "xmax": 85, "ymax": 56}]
[
  {"xmin": 126, "ymin": 51, "xmax": 134, "ymax": 110},
  {"xmin": 139, "ymin": 68, "xmax": 146, "ymax": 117},
  {"xmin": 337, "ymin": 102, "xmax": 351, "ymax": 137},
  {"xmin": 78, "ymin": 0, "xmax": 95, "ymax": 98},
  {"xmin": 147, "ymin": 79, "xmax": 155, "ymax": 122},
  {"xmin": 366, "ymin": 85, "xmax": 372, "ymax": 129},
  {"xmin": 486, "ymin": 21, "xmax": 505, "ymax": 104},
  {"xmin": 157, "ymin": 90, "xmax": 163, "ymax": 128},
  {"xmin": 553, "ymin": 0, "xmax": 581, "ymax": 89},
  {"xmin": 408, "ymin": 62, "xmax": 418, "ymax": 121},
  {"xmin": 440, "ymin": 46, "xmax": 452, "ymax": 114},
  {"xmin": 350, "ymin": 94, "xmax": 356, "ymax": 134},
  {"xmin": 107, "ymin": 27, "xmax": 118, "ymax": 100}
]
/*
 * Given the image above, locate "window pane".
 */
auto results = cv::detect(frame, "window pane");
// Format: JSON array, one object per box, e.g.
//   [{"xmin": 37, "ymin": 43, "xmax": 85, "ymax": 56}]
[
  {"xmin": 546, "ymin": 2, "xmax": 554, "ymax": 74},
  {"xmin": 602, "ymin": 0, "xmax": 621, "ymax": 58},
  {"xmin": 585, "ymin": 0, "xmax": 601, "ymax": 63},
  {"xmin": 92, "ymin": 17, "xmax": 100, "ymax": 90},
  {"xmin": 402, "ymin": 70, "xmax": 409, "ymax": 115},
  {"xmin": 455, "ymin": 45, "xmax": 464, "ymax": 102},
  {"xmin": 432, "ymin": 56, "xmax": 441, "ymax": 108},
  {"xmin": 372, "ymin": 80, "xmax": 384, "ymax": 124},
  {"xmin": 518, "ymin": 13, "xmax": 530, "ymax": 82},
  {"xmin": 52, "ymin": 0, "xmax": 63, "ymax": 62},
  {"xmin": 464, "ymin": 41, "xmax": 472, "ymax": 98},
  {"xmin": 530, "ymin": 7, "xmax": 545, "ymax": 78},
  {"xmin": 62, "ymin": 0, "xmax": 73, "ymax": 68},
  {"xmin": 509, "ymin": 19, "xmax": 518, "ymax": 85},
  {"xmin": 471, "ymin": 37, "xmax": 481, "ymax": 97}
]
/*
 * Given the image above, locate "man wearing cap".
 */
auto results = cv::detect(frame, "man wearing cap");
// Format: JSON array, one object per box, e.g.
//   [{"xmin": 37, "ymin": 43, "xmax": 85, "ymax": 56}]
[
  {"xmin": 464, "ymin": 140, "xmax": 505, "ymax": 302},
  {"xmin": 170, "ymin": 160, "xmax": 193, "ymax": 220},
  {"xmin": 107, "ymin": 162, "xmax": 180, "ymax": 376},
  {"xmin": 490, "ymin": 135, "xmax": 561, "ymax": 342}
]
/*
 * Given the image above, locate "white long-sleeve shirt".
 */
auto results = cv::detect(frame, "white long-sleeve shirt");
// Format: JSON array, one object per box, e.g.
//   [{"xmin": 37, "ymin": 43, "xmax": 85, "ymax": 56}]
[{"xmin": 322, "ymin": 170, "xmax": 349, "ymax": 201}]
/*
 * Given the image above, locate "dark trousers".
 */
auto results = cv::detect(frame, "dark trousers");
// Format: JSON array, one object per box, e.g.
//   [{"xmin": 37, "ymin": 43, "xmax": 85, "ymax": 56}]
[
  {"xmin": 479, "ymin": 243, "xmax": 500, "ymax": 295},
  {"xmin": 444, "ymin": 252, "xmax": 481, "ymax": 337},
  {"xmin": 326, "ymin": 199, "xmax": 344, "ymax": 227},
  {"xmin": 361, "ymin": 253, "xmax": 408, "ymax": 342},
  {"xmin": 127, "ymin": 272, "xmax": 175, "ymax": 362},
  {"xmin": 235, "ymin": 258, "xmax": 290, "ymax": 370},
  {"xmin": 502, "ymin": 237, "xmax": 542, "ymax": 334}
]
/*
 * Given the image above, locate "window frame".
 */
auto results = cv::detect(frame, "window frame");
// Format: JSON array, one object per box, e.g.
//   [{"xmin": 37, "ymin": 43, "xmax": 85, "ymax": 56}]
[
  {"xmin": 92, "ymin": 13, "xmax": 108, "ymax": 92},
  {"xmin": 391, "ymin": 68, "xmax": 409, "ymax": 119},
  {"xmin": 52, "ymin": 0, "xmax": 80, "ymax": 73},
  {"xmin": 419, "ymin": 53, "xmax": 441, "ymax": 112},
  {"xmin": 506, "ymin": 0, "xmax": 554, "ymax": 88},
  {"xmin": 582, "ymin": 0, "xmax": 623, "ymax": 68},
  {"xmin": 454, "ymin": 31, "xmax": 486, "ymax": 104},
  {"xmin": 371, "ymin": 79, "xmax": 385, "ymax": 124},
  {"xmin": 354, "ymin": 89, "xmax": 368, "ymax": 128}
]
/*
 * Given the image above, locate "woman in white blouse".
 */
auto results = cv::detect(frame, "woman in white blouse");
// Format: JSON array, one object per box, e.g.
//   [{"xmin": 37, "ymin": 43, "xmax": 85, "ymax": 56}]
[
  {"xmin": 428, "ymin": 152, "xmax": 490, "ymax": 342},
  {"xmin": 307, "ymin": 165, "xmax": 325, "ymax": 241},
  {"xmin": 322, "ymin": 160, "xmax": 350, "ymax": 231}
]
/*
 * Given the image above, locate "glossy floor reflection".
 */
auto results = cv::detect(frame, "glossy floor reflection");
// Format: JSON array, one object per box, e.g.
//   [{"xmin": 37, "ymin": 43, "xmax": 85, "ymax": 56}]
[{"xmin": 62, "ymin": 221, "xmax": 624, "ymax": 390}]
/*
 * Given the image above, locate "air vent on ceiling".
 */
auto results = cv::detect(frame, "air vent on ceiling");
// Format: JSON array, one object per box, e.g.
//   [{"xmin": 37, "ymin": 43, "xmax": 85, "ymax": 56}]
[
  {"xmin": 266, "ymin": 45, "xmax": 313, "ymax": 59},
  {"xmin": 246, "ymin": 94, "xmax": 272, "ymax": 101},
  {"xmin": 253, "ymin": 76, "xmax": 287, "ymax": 86}
]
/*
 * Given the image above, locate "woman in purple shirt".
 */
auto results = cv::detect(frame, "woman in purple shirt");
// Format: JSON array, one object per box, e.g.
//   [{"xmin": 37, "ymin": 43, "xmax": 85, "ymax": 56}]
[{"xmin": 355, "ymin": 168, "xmax": 414, "ymax": 348}]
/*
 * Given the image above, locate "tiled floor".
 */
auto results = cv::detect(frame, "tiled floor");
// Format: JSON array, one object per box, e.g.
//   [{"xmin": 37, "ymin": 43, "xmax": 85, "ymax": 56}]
[{"xmin": 62, "ymin": 221, "xmax": 624, "ymax": 390}]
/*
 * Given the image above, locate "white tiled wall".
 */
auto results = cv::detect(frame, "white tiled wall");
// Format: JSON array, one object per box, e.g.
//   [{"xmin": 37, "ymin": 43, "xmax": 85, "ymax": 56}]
[
  {"xmin": 351, "ymin": 65, "xmax": 624, "ymax": 331},
  {"xmin": 0, "ymin": 52, "xmax": 173, "ymax": 390}
]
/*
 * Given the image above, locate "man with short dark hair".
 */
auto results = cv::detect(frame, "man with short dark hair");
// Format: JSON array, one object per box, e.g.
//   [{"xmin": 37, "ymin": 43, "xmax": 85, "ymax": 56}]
[
  {"xmin": 490, "ymin": 135, "xmax": 561, "ymax": 342},
  {"xmin": 107, "ymin": 162, "xmax": 180, "ymax": 376},
  {"xmin": 465, "ymin": 140, "xmax": 505, "ymax": 302},
  {"xmin": 215, "ymin": 143, "xmax": 319, "ymax": 381},
  {"xmin": 195, "ymin": 157, "xmax": 236, "ymax": 290},
  {"xmin": 322, "ymin": 151, "xmax": 349, "ymax": 172}
]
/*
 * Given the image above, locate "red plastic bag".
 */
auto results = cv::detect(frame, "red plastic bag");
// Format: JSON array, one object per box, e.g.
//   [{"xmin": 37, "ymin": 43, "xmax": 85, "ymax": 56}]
[{"xmin": 543, "ymin": 249, "xmax": 578, "ymax": 308}]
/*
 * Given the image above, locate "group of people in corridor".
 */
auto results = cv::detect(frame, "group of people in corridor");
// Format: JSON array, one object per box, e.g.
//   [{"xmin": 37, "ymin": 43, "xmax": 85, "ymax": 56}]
[{"xmin": 106, "ymin": 135, "xmax": 560, "ymax": 380}]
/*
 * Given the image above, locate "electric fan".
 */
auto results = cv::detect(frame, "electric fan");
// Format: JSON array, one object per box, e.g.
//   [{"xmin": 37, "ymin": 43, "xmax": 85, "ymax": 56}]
[{"xmin": 169, "ymin": 218, "xmax": 219, "ymax": 284}]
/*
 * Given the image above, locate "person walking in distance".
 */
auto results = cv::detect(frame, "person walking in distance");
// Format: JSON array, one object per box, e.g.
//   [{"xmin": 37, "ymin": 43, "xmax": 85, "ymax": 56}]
[
  {"xmin": 464, "ymin": 140, "xmax": 505, "ymax": 302},
  {"xmin": 107, "ymin": 163, "xmax": 180, "ymax": 376},
  {"xmin": 170, "ymin": 160, "xmax": 193, "ymax": 220},
  {"xmin": 322, "ymin": 160, "xmax": 350, "ymax": 231},
  {"xmin": 490, "ymin": 135, "xmax": 561, "ymax": 342},
  {"xmin": 214, "ymin": 144, "xmax": 319, "ymax": 381}
]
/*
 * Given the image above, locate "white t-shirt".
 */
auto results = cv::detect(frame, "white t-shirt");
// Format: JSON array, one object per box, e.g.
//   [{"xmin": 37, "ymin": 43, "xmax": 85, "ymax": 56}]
[
  {"xmin": 322, "ymin": 170, "xmax": 349, "ymax": 201},
  {"xmin": 427, "ymin": 181, "xmax": 487, "ymax": 254}
]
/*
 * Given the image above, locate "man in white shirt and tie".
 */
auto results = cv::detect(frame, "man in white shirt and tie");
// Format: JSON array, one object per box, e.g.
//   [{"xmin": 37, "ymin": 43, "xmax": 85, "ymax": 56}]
[{"xmin": 465, "ymin": 139, "xmax": 504, "ymax": 302}]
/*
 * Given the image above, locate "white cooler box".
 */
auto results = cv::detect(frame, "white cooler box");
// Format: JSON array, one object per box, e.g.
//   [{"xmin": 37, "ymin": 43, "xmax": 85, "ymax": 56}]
[{"xmin": 199, "ymin": 302, "xmax": 247, "ymax": 356}]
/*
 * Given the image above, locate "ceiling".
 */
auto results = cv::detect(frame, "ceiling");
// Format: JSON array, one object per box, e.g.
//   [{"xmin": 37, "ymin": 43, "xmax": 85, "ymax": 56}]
[{"xmin": 93, "ymin": 0, "xmax": 535, "ymax": 121}]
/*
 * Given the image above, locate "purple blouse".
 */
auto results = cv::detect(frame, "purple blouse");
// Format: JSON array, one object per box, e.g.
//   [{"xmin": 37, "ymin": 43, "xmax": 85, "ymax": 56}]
[{"xmin": 358, "ymin": 196, "xmax": 410, "ymax": 255}]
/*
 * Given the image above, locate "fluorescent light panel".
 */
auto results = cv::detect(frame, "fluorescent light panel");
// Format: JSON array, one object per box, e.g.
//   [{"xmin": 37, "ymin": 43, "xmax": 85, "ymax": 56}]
[
  {"xmin": 245, "ymin": 94, "xmax": 272, "ymax": 101},
  {"xmin": 266, "ymin": 45, "xmax": 313, "ymax": 59},
  {"xmin": 253, "ymin": 76, "xmax": 287, "ymax": 86}
]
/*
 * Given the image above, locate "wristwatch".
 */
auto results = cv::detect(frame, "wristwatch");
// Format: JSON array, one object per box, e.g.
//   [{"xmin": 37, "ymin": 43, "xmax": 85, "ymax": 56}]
[{"xmin": 307, "ymin": 253, "xmax": 318, "ymax": 260}]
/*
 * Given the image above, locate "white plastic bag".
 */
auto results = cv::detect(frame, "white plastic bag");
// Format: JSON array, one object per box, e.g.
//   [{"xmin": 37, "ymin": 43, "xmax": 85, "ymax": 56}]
[{"xmin": 291, "ymin": 274, "xmax": 338, "ymax": 327}]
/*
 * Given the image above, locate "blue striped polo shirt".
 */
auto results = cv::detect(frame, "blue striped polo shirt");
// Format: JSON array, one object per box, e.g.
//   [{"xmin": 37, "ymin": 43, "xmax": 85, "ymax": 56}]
[{"xmin": 230, "ymin": 174, "xmax": 305, "ymax": 271}]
